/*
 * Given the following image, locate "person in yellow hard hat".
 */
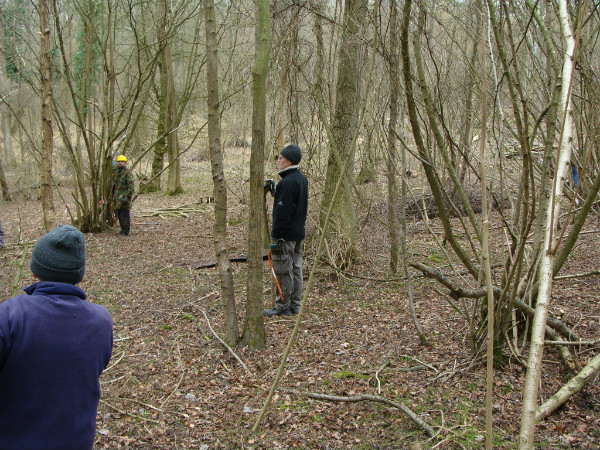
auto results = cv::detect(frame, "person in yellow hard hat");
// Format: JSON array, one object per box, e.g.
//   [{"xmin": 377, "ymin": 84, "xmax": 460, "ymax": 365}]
[{"xmin": 112, "ymin": 155, "xmax": 134, "ymax": 236}]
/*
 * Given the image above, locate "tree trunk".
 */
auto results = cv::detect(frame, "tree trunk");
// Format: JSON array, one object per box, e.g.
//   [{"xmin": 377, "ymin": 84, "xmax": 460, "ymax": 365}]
[
  {"xmin": 476, "ymin": 3, "xmax": 494, "ymax": 447},
  {"xmin": 519, "ymin": 1, "xmax": 576, "ymax": 446},
  {"xmin": 204, "ymin": 0, "xmax": 239, "ymax": 345},
  {"xmin": 319, "ymin": 0, "xmax": 367, "ymax": 268},
  {"xmin": 158, "ymin": 0, "xmax": 182, "ymax": 196},
  {"xmin": 386, "ymin": 0, "xmax": 400, "ymax": 275},
  {"xmin": 151, "ymin": 64, "xmax": 167, "ymax": 192},
  {"xmin": 0, "ymin": 156, "xmax": 10, "ymax": 201},
  {"xmin": 40, "ymin": 0, "xmax": 56, "ymax": 232},
  {"xmin": 1, "ymin": 110, "xmax": 13, "ymax": 165},
  {"xmin": 240, "ymin": 0, "xmax": 271, "ymax": 349}
]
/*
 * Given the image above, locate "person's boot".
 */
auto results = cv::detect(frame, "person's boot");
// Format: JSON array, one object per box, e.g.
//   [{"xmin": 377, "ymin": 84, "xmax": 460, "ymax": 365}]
[{"xmin": 263, "ymin": 308, "xmax": 291, "ymax": 317}]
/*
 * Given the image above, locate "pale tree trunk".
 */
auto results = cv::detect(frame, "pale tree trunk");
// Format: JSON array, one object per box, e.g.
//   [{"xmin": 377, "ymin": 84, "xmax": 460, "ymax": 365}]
[
  {"xmin": 319, "ymin": 0, "xmax": 367, "ymax": 268},
  {"xmin": 240, "ymin": 0, "xmax": 271, "ymax": 349},
  {"xmin": 0, "ymin": 60, "xmax": 11, "ymax": 199},
  {"xmin": 100, "ymin": 0, "xmax": 117, "ymax": 226},
  {"xmin": 519, "ymin": 1, "xmax": 577, "ymax": 447},
  {"xmin": 0, "ymin": 29, "xmax": 14, "ymax": 166},
  {"xmin": 151, "ymin": 61, "xmax": 167, "ymax": 192},
  {"xmin": 0, "ymin": 157, "xmax": 10, "ymax": 201},
  {"xmin": 158, "ymin": 0, "xmax": 182, "ymax": 196},
  {"xmin": 528, "ymin": 0, "xmax": 561, "ymax": 267},
  {"xmin": 535, "ymin": 351, "xmax": 600, "ymax": 423},
  {"xmin": 40, "ymin": 0, "xmax": 56, "ymax": 232},
  {"xmin": 204, "ymin": 0, "xmax": 239, "ymax": 345},
  {"xmin": 477, "ymin": 3, "xmax": 494, "ymax": 447},
  {"xmin": 386, "ymin": 0, "xmax": 399, "ymax": 275},
  {"xmin": 52, "ymin": 0, "xmax": 91, "ymax": 229},
  {"xmin": 1, "ymin": 111, "xmax": 13, "ymax": 165},
  {"xmin": 149, "ymin": 3, "xmax": 166, "ymax": 192}
]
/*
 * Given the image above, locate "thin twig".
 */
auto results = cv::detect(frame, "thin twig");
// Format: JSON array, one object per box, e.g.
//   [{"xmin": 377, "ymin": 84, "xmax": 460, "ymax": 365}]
[
  {"xmin": 196, "ymin": 306, "xmax": 253, "ymax": 376},
  {"xmin": 103, "ymin": 351, "xmax": 126, "ymax": 373},
  {"xmin": 374, "ymin": 362, "xmax": 387, "ymax": 394},
  {"xmin": 99, "ymin": 400, "xmax": 159, "ymax": 424},
  {"xmin": 401, "ymin": 354, "xmax": 439, "ymax": 373},
  {"xmin": 160, "ymin": 341, "xmax": 185, "ymax": 409},
  {"xmin": 118, "ymin": 397, "xmax": 163, "ymax": 413}
]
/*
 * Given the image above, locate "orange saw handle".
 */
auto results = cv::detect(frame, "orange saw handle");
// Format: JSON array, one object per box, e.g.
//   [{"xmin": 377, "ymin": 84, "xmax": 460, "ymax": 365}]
[{"xmin": 268, "ymin": 250, "xmax": 284, "ymax": 302}]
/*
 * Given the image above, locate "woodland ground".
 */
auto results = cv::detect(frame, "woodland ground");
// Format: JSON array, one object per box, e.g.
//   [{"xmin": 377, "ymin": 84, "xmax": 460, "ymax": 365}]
[{"xmin": 0, "ymin": 149, "xmax": 599, "ymax": 449}]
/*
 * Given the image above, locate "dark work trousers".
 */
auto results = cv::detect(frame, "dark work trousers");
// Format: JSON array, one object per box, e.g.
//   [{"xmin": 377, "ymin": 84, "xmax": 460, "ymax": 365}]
[
  {"xmin": 116, "ymin": 209, "xmax": 131, "ymax": 235},
  {"xmin": 271, "ymin": 240, "xmax": 303, "ymax": 313}
]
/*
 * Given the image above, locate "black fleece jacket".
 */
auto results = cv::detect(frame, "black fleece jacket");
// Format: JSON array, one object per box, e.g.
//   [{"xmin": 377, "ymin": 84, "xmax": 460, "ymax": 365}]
[{"xmin": 271, "ymin": 167, "xmax": 308, "ymax": 241}]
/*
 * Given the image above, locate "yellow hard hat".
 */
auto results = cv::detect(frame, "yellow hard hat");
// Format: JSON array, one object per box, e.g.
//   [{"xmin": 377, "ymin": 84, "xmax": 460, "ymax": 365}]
[{"xmin": 116, "ymin": 155, "xmax": 127, "ymax": 162}]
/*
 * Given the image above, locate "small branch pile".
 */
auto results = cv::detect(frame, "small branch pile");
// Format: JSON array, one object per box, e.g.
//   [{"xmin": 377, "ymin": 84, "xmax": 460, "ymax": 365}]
[{"xmin": 139, "ymin": 203, "xmax": 205, "ymax": 219}]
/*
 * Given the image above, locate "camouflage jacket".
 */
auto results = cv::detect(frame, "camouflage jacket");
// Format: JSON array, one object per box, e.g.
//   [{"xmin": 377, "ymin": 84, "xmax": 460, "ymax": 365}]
[{"xmin": 113, "ymin": 166, "xmax": 134, "ymax": 211}]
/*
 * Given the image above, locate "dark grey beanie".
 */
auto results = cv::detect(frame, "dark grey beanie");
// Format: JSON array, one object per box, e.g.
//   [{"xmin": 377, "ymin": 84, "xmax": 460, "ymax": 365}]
[
  {"xmin": 280, "ymin": 144, "xmax": 302, "ymax": 165},
  {"xmin": 30, "ymin": 225, "xmax": 86, "ymax": 284}
]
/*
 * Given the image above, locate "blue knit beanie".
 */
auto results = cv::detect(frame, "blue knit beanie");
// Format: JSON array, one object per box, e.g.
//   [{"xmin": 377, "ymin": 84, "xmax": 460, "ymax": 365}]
[
  {"xmin": 280, "ymin": 144, "xmax": 302, "ymax": 165},
  {"xmin": 30, "ymin": 225, "xmax": 86, "ymax": 284}
]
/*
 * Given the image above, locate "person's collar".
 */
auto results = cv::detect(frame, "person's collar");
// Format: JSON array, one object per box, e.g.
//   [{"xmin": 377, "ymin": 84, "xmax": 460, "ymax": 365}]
[
  {"xmin": 24, "ymin": 281, "xmax": 87, "ymax": 299},
  {"xmin": 278, "ymin": 165, "xmax": 298, "ymax": 176}
]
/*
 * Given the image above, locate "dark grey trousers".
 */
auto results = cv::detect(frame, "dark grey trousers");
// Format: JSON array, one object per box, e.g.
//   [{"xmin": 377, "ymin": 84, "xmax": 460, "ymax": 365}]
[{"xmin": 271, "ymin": 240, "xmax": 303, "ymax": 312}]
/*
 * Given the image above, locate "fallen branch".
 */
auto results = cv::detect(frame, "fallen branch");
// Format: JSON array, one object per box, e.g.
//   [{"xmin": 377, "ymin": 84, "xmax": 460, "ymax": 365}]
[
  {"xmin": 195, "ymin": 306, "xmax": 253, "ymax": 377},
  {"xmin": 544, "ymin": 326, "xmax": 578, "ymax": 372},
  {"xmin": 536, "ymin": 351, "xmax": 600, "ymax": 422},
  {"xmin": 411, "ymin": 262, "xmax": 580, "ymax": 341},
  {"xmin": 554, "ymin": 269, "xmax": 600, "ymax": 280},
  {"xmin": 545, "ymin": 338, "xmax": 600, "ymax": 346},
  {"xmin": 279, "ymin": 388, "xmax": 435, "ymax": 438}
]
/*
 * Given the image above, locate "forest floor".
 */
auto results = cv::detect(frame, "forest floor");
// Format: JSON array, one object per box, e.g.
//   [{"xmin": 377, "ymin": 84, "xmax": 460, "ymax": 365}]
[{"xmin": 0, "ymin": 151, "xmax": 599, "ymax": 449}]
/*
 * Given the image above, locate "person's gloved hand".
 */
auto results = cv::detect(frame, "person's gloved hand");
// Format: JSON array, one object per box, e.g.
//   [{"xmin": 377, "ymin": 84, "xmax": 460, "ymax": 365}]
[
  {"xmin": 269, "ymin": 239, "xmax": 284, "ymax": 251},
  {"xmin": 263, "ymin": 179, "xmax": 275, "ymax": 194}
]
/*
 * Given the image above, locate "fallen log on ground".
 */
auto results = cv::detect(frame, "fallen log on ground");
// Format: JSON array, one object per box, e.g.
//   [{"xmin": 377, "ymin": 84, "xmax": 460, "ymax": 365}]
[
  {"xmin": 195, "ymin": 252, "xmax": 269, "ymax": 269},
  {"xmin": 536, "ymin": 351, "xmax": 600, "ymax": 422}
]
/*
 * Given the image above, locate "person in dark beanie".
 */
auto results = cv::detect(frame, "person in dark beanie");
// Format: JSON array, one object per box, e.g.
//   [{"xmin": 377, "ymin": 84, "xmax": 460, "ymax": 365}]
[
  {"xmin": 0, "ymin": 225, "xmax": 113, "ymax": 450},
  {"xmin": 263, "ymin": 144, "xmax": 308, "ymax": 317}
]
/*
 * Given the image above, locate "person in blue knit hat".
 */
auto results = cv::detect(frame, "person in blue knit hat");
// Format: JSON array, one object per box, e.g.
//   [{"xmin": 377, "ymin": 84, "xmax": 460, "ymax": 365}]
[
  {"xmin": 263, "ymin": 144, "xmax": 309, "ymax": 317},
  {"xmin": 0, "ymin": 225, "xmax": 113, "ymax": 450}
]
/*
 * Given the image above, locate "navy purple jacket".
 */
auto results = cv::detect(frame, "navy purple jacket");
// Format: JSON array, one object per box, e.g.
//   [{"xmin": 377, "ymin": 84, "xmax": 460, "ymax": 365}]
[{"xmin": 0, "ymin": 281, "xmax": 113, "ymax": 450}]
